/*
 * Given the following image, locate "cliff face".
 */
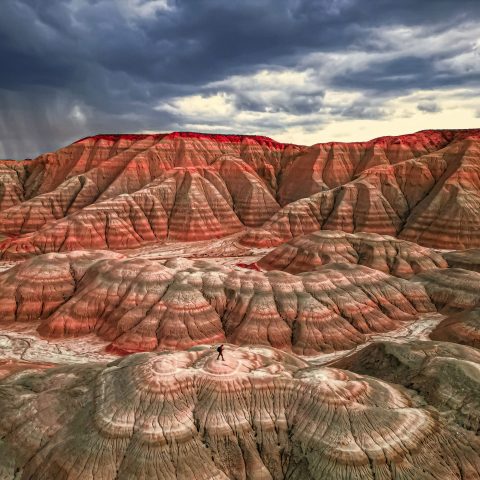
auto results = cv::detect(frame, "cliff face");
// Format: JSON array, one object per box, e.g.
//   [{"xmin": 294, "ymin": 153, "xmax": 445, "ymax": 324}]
[{"xmin": 1, "ymin": 129, "xmax": 480, "ymax": 258}]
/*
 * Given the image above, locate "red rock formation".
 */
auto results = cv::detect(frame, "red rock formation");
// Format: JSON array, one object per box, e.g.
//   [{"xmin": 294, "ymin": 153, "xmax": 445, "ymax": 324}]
[
  {"xmin": 0, "ymin": 165, "xmax": 281, "ymax": 257},
  {"xmin": 0, "ymin": 251, "xmax": 434, "ymax": 354},
  {"xmin": 1, "ymin": 345, "xmax": 479, "ymax": 479},
  {"xmin": 258, "ymin": 230, "xmax": 447, "ymax": 277},
  {"xmin": 2, "ymin": 129, "xmax": 480, "ymax": 257},
  {"xmin": 242, "ymin": 129, "xmax": 480, "ymax": 250},
  {"xmin": 276, "ymin": 129, "xmax": 461, "ymax": 205}
]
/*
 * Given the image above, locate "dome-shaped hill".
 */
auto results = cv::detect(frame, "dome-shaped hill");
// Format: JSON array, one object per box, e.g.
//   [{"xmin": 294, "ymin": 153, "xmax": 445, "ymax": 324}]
[
  {"xmin": 1, "ymin": 345, "xmax": 479, "ymax": 479},
  {"xmin": 430, "ymin": 308, "xmax": 480, "ymax": 348},
  {"xmin": 257, "ymin": 230, "xmax": 447, "ymax": 277}
]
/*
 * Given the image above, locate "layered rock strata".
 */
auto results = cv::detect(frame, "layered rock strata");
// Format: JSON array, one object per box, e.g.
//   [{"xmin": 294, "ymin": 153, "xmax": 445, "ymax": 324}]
[
  {"xmin": 430, "ymin": 308, "xmax": 480, "ymax": 348},
  {"xmin": 413, "ymin": 268, "xmax": 480, "ymax": 312},
  {"xmin": 0, "ymin": 346, "xmax": 479, "ymax": 479},
  {"xmin": 257, "ymin": 230, "xmax": 447, "ymax": 277},
  {"xmin": 0, "ymin": 251, "xmax": 434, "ymax": 354},
  {"xmin": 1, "ymin": 129, "xmax": 480, "ymax": 258},
  {"xmin": 443, "ymin": 249, "xmax": 480, "ymax": 272},
  {"xmin": 242, "ymin": 129, "xmax": 480, "ymax": 250},
  {"xmin": 332, "ymin": 340, "xmax": 480, "ymax": 434}
]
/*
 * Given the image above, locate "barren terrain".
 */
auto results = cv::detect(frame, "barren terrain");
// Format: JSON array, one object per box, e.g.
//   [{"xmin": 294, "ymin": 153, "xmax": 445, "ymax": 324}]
[{"xmin": 1, "ymin": 130, "xmax": 479, "ymax": 479}]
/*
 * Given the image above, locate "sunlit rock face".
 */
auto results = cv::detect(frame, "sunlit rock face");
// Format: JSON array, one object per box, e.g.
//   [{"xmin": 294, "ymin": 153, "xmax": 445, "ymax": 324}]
[
  {"xmin": 1, "ymin": 345, "xmax": 479, "ymax": 480},
  {"xmin": 0, "ymin": 134, "xmax": 287, "ymax": 258},
  {"xmin": 1, "ymin": 129, "xmax": 480, "ymax": 259},
  {"xmin": 430, "ymin": 308, "xmax": 480, "ymax": 348},
  {"xmin": 331, "ymin": 340, "xmax": 480, "ymax": 435},
  {"xmin": 241, "ymin": 129, "xmax": 480, "ymax": 250},
  {"xmin": 257, "ymin": 230, "xmax": 447, "ymax": 277},
  {"xmin": 0, "ymin": 251, "xmax": 434, "ymax": 354}
]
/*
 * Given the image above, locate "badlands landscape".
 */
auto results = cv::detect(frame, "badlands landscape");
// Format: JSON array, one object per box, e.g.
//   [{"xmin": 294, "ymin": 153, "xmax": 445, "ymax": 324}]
[{"xmin": 1, "ymin": 129, "xmax": 480, "ymax": 479}]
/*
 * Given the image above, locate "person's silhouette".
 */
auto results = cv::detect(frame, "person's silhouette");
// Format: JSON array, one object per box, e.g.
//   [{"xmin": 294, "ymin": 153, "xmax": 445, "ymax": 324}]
[{"xmin": 216, "ymin": 344, "xmax": 225, "ymax": 361}]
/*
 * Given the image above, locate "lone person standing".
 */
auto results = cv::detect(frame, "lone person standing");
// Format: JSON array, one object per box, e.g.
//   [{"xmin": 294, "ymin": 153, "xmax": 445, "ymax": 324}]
[{"xmin": 216, "ymin": 344, "xmax": 225, "ymax": 361}]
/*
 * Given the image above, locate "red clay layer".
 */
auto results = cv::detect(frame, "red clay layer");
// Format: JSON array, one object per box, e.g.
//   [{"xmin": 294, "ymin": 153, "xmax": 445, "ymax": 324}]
[
  {"xmin": 235, "ymin": 262, "xmax": 262, "ymax": 271},
  {"xmin": 73, "ymin": 131, "xmax": 287, "ymax": 147}
]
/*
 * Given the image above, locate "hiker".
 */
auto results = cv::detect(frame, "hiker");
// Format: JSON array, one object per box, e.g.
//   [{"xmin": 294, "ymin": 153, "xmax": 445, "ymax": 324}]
[{"xmin": 216, "ymin": 344, "xmax": 225, "ymax": 361}]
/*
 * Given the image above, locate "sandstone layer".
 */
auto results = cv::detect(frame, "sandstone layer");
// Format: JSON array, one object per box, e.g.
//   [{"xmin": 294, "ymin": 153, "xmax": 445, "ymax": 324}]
[
  {"xmin": 1, "ymin": 345, "xmax": 479, "ymax": 480},
  {"xmin": 0, "ymin": 251, "xmax": 434, "ymax": 354}
]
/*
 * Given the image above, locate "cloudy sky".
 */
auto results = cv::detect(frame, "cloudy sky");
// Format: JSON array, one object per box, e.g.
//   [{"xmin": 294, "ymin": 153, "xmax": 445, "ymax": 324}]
[{"xmin": 1, "ymin": 0, "xmax": 479, "ymax": 158}]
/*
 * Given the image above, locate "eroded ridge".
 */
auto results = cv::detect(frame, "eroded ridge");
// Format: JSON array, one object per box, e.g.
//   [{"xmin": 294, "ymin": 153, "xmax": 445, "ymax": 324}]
[
  {"xmin": 1, "ymin": 129, "xmax": 480, "ymax": 258},
  {"xmin": 0, "ymin": 346, "xmax": 479, "ymax": 479},
  {"xmin": 242, "ymin": 129, "xmax": 480, "ymax": 250},
  {"xmin": 413, "ymin": 268, "xmax": 480, "ymax": 312},
  {"xmin": 0, "ymin": 251, "xmax": 434, "ymax": 354},
  {"xmin": 257, "ymin": 230, "xmax": 447, "ymax": 277},
  {"xmin": 332, "ymin": 340, "xmax": 480, "ymax": 434},
  {"xmin": 443, "ymin": 249, "xmax": 480, "ymax": 272},
  {"xmin": 430, "ymin": 308, "xmax": 480, "ymax": 348}
]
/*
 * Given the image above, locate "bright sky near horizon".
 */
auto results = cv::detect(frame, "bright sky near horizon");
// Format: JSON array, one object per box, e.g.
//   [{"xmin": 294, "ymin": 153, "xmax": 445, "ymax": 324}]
[{"xmin": 0, "ymin": 0, "xmax": 479, "ymax": 158}]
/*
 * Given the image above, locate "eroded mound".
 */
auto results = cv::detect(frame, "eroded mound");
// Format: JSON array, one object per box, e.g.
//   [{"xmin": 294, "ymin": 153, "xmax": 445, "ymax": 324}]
[
  {"xmin": 331, "ymin": 340, "xmax": 480, "ymax": 434},
  {"xmin": 257, "ymin": 230, "xmax": 447, "ymax": 277},
  {"xmin": 413, "ymin": 268, "xmax": 480, "ymax": 312},
  {"xmin": 443, "ymin": 249, "xmax": 480, "ymax": 272},
  {"xmin": 430, "ymin": 308, "xmax": 480, "ymax": 348},
  {"xmin": 1, "ymin": 346, "xmax": 479, "ymax": 479},
  {"xmin": 0, "ymin": 251, "xmax": 434, "ymax": 354}
]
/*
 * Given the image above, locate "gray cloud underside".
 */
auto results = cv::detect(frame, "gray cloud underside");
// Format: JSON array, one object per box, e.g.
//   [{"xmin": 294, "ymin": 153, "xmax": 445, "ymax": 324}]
[{"xmin": 1, "ymin": 0, "xmax": 479, "ymax": 158}]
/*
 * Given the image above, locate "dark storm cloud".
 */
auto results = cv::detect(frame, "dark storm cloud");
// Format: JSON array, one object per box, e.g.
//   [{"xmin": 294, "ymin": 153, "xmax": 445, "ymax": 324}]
[
  {"xmin": 0, "ymin": 0, "xmax": 479, "ymax": 157},
  {"xmin": 232, "ymin": 90, "xmax": 326, "ymax": 115},
  {"xmin": 417, "ymin": 101, "xmax": 441, "ymax": 113}
]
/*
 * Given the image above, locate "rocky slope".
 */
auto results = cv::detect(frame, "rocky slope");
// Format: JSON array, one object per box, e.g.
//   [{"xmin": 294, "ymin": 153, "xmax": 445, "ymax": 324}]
[
  {"xmin": 242, "ymin": 129, "xmax": 480, "ymax": 250},
  {"xmin": 1, "ymin": 129, "xmax": 480, "ymax": 258},
  {"xmin": 331, "ymin": 340, "xmax": 480, "ymax": 434},
  {"xmin": 443, "ymin": 248, "xmax": 480, "ymax": 272},
  {"xmin": 430, "ymin": 308, "xmax": 480, "ymax": 348},
  {"xmin": 257, "ymin": 230, "xmax": 447, "ymax": 277},
  {"xmin": 1, "ymin": 345, "xmax": 479, "ymax": 480},
  {"xmin": 0, "ymin": 250, "xmax": 435, "ymax": 354},
  {"xmin": 413, "ymin": 268, "xmax": 480, "ymax": 312},
  {"xmin": 1, "ymin": 129, "xmax": 480, "ymax": 480}
]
